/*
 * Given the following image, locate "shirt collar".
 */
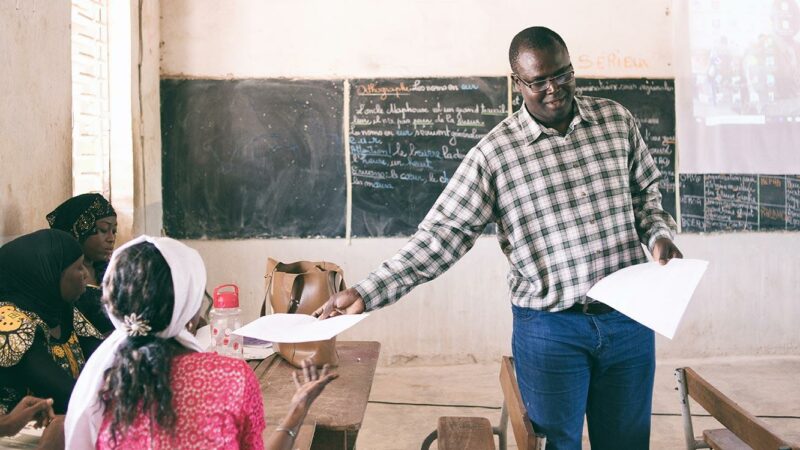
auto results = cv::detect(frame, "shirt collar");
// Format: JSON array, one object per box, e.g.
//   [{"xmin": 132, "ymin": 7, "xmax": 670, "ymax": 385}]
[{"xmin": 516, "ymin": 95, "xmax": 600, "ymax": 144}]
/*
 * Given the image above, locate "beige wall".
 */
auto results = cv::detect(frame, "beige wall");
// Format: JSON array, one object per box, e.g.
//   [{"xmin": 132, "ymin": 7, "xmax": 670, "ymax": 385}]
[
  {"xmin": 159, "ymin": 0, "xmax": 673, "ymax": 79},
  {"xmin": 151, "ymin": 0, "xmax": 799, "ymax": 364},
  {"xmin": 0, "ymin": 1, "xmax": 72, "ymax": 242}
]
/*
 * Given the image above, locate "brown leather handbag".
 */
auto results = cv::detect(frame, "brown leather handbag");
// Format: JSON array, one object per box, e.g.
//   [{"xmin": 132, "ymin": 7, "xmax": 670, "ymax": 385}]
[{"xmin": 261, "ymin": 258, "xmax": 343, "ymax": 368}]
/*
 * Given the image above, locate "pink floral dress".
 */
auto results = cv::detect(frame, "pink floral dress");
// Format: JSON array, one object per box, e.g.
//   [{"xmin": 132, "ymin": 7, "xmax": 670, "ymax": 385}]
[{"xmin": 96, "ymin": 352, "xmax": 265, "ymax": 449}]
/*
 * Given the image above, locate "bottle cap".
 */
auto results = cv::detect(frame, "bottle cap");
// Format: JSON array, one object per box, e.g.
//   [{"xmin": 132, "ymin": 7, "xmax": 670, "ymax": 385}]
[{"xmin": 213, "ymin": 283, "xmax": 239, "ymax": 308}]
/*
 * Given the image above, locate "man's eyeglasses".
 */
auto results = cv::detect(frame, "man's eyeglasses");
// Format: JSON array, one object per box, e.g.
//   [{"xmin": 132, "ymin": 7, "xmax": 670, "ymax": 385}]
[{"xmin": 513, "ymin": 69, "xmax": 575, "ymax": 93}]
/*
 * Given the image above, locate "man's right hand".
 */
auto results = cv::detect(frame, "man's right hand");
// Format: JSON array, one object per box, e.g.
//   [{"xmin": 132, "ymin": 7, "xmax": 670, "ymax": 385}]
[{"xmin": 313, "ymin": 287, "xmax": 366, "ymax": 319}]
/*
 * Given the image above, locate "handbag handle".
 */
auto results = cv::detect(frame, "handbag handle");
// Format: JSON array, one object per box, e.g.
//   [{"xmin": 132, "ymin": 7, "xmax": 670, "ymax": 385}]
[
  {"xmin": 287, "ymin": 275, "xmax": 304, "ymax": 314},
  {"xmin": 260, "ymin": 259, "xmax": 280, "ymax": 317},
  {"xmin": 327, "ymin": 269, "xmax": 345, "ymax": 294}
]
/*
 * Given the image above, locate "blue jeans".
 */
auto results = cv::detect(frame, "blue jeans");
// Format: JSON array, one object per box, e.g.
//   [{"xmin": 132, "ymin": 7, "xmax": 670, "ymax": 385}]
[{"xmin": 511, "ymin": 304, "xmax": 655, "ymax": 450}]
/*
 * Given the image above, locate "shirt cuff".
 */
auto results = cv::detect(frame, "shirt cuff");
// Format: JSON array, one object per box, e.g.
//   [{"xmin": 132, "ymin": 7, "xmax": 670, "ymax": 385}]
[
  {"xmin": 352, "ymin": 277, "xmax": 383, "ymax": 312},
  {"xmin": 647, "ymin": 228, "xmax": 674, "ymax": 253}
]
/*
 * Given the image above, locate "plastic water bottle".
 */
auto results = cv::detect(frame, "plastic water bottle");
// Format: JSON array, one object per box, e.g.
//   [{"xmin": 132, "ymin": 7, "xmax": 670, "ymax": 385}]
[{"xmin": 209, "ymin": 284, "xmax": 243, "ymax": 359}]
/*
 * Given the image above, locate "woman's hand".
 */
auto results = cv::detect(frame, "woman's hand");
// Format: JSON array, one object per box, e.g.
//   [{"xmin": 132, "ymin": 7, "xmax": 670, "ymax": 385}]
[
  {"xmin": 267, "ymin": 359, "xmax": 339, "ymax": 450},
  {"xmin": 289, "ymin": 359, "xmax": 339, "ymax": 412}
]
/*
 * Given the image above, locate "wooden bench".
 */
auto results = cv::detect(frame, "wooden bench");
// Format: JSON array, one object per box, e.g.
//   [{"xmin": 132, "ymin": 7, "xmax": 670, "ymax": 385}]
[
  {"xmin": 421, "ymin": 364, "xmax": 511, "ymax": 450},
  {"xmin": 422, "ymin": 356, "xmax": 549, "ymax": 450},
  {"xmin": 675, "ymin": 367, "xmax": 797, "ymax": 450},
  {"xmin": 436, "ymin": 416, "xmax": 496, "ymax": 450},
  {"xmin": 421, "ymin": 403, "xmax": 504, "ymax": 449}
]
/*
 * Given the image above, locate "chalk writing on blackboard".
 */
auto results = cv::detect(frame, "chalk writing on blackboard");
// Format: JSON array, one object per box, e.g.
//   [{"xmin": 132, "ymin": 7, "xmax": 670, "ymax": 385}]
[
  {"xmin": 680, "ymin": 174, "xmax": 800, "ymax": 232},
  {"xmin": 759, "ymin": 175, "xmax": 786, "ymax": 230},
  {"xmin": 704, "ymin": 174, "xmax": 758, "ymax": 231},
  {"xmin": 349, "ymin": 77, "xmax": 507, "ymax": 237},
  {"xmin": 787, "ymin": 176, "xmax": 800, "ymax": 230}
]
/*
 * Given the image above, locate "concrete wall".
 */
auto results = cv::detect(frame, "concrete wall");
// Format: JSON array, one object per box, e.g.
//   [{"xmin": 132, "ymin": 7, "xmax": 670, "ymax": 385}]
[
  {"xmin": 0, "ymin": 1, "xmax": 72, "ymax": 242},
  {"xmin": 153, "ymin": 0, "xmax": 800, "ymax": 364}
]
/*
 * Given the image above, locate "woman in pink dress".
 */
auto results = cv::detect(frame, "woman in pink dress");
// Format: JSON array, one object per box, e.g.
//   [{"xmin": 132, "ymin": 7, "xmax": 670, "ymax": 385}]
[{"xmin": 64, "ymin": 236, "xmax": 337, "ymax": 449}]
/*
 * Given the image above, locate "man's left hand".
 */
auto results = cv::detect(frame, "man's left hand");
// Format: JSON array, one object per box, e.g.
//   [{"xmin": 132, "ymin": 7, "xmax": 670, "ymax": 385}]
[{"xmin": 651, "ymin": 237, "xmax": 683, "ymax": 265}]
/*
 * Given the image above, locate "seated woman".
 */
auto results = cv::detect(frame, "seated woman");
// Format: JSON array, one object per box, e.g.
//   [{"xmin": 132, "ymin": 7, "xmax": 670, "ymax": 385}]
[
  {"xmin": 65, "ymin": 237, "xmax": 337, "ymax": 450},
  {"xmin": 47, "ymin": 193, "xmax": 117, "ymax": 335},
  {"xmin": 0, "ymin": 229, "xmax": 105, "ymax": 415}
]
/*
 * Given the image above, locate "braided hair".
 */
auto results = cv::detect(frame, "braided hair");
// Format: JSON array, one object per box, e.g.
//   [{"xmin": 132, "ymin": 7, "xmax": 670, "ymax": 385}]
[{"xmin": 98, "ymin": 242, "xmax": 178, "ymax": 443}]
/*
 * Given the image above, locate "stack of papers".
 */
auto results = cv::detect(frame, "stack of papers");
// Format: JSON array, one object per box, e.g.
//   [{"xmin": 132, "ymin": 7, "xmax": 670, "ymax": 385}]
[
  {"xmin": 0, "ymin": 422, "xmax": 43, "ymax": 449},
  {"xmin": 194, "ymin": 325, "xmax": 274, "ymax": 360},
  {"xmin": 242, "ymin": 337, "xmax": 275, "ymax": 360}
]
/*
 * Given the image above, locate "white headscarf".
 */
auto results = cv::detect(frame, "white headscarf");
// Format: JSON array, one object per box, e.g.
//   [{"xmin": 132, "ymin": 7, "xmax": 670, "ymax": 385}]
[{"xmin": 64, "ymin": 236, "xmax": 207, "ymax": 449}]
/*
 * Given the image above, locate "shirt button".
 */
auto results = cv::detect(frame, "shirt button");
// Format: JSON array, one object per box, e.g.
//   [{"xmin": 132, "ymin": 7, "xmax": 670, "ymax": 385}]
[{"xmin": 589, "ymin": 220, "xmax": 596, "ymax": 225}]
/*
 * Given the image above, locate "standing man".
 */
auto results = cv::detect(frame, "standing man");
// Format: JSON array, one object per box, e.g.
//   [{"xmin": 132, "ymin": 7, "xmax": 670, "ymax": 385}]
[{"xmin": 317, "ymin": 26, "xmax": 681, "ymax": 450}]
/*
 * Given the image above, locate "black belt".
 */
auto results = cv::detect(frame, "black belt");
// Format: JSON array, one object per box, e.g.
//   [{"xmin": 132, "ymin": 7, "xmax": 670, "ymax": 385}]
[{"xmin": 566, "ymin": 302, "xmax": 615, "ymax": 315}]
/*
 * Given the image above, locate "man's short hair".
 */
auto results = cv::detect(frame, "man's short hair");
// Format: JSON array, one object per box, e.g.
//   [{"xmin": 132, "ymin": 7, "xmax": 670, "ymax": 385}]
[{"xmin": 509, "ymin": 27, "xmax": 569, "ymax": 73}]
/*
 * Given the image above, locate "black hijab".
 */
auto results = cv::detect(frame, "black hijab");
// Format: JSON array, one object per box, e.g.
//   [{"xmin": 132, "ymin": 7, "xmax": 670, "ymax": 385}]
[
  {"xmin": 46, "ymin": 193, "xmax": 116, "ymax": 243},
  {"xmin": 0, "ymin": 229, "xmax": 84, "ymax": 327}
]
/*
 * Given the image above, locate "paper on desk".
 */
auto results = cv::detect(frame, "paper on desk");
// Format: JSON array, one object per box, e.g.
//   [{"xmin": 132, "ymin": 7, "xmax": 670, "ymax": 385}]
[
  {"xmin": 195, "ymin": 324, "xmax": 211, "ymax": 350},
  {"xmin": 0, "ymin": 421, "xmax": 44, "ymax": 450},
  {"xmin": 234, "ymin": 313, "xmax": 369, "ymax": 343},
  {"xmin": 586, "ymin": 259, "xmax": 709, "ymax": 339},
  {"xmin": 194, "ymin": 325, "xmax": 275, "ymax": 360}
]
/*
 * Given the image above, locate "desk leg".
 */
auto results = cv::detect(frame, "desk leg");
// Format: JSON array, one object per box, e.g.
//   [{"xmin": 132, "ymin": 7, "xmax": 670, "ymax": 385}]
[{"xmin": 310, "ymin": 429, "xmax": 358, "ymax": 450}]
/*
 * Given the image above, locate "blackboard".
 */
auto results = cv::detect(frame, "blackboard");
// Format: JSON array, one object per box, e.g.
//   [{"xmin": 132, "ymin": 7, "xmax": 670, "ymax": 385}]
[
  {"xmin": 349, "ymin": 77, "xmax": 507, "ymax": 237},
  {"xmin": 513, "ymin": 78, "xmax": 678, "ymax": 219},
  {"xmin": 159, "ymin": 76, "xmax": 799, "ymax": 238},
  {"xmin": 680, "ymin": 174, "xmax": 800, "ymax": 232},
  {"xmin": 161, "ymin": 79, "xmax": 346, "ymax": 238}
]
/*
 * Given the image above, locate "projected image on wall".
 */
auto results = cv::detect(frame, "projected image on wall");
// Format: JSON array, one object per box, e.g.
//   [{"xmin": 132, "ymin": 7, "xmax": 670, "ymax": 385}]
[
  {"xmin": 678, "ymin": 0, "xmax": 800, "ymax": 174},
  {"xmin": 691, "ymin": 0, "xmax": 800, "ymax": 124}
]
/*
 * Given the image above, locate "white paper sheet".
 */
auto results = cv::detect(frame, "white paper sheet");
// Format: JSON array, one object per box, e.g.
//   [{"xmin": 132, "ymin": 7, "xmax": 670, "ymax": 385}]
[
  {"xmin": 233, "ymin": 313, "xmax": 369, "ymax": 343},
  {"xmin": 586, "ymin": 259, "xmax": 709, "ymax": 339},
  {"xmin": 0, "ymin": 422, "xmax": 44, "ymax": 449},
  {"xmin": 195, "ymin": 324, "xmax": 211, "ymax": 349}
]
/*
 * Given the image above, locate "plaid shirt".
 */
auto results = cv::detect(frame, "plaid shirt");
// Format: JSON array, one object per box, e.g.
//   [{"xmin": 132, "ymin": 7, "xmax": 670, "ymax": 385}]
[{"xmin": 353, "ymin": 95, "xmax": 677, "ymax": 311}]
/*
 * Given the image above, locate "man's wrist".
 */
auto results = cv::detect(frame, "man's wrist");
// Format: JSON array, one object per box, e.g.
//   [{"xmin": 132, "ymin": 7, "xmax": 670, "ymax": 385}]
[
  {"xmin": 647, "ymin": 231, "xmax": 673, "ymax": 252},
  {"xmin": 351, "ymin": 283, "xmax": 373, "ymax": 311}
]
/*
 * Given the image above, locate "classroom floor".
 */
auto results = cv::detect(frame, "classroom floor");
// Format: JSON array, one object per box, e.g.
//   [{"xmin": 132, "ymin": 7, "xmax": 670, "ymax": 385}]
[{"xmin": 355, "ymin": 355, "xmax": 800, "ymax": 449}]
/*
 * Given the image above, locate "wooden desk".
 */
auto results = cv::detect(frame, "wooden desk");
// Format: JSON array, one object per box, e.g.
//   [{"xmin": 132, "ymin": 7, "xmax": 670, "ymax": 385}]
[{"xmin": 249, "ymin": 341, "xmax": 380, "ymax": 450}]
